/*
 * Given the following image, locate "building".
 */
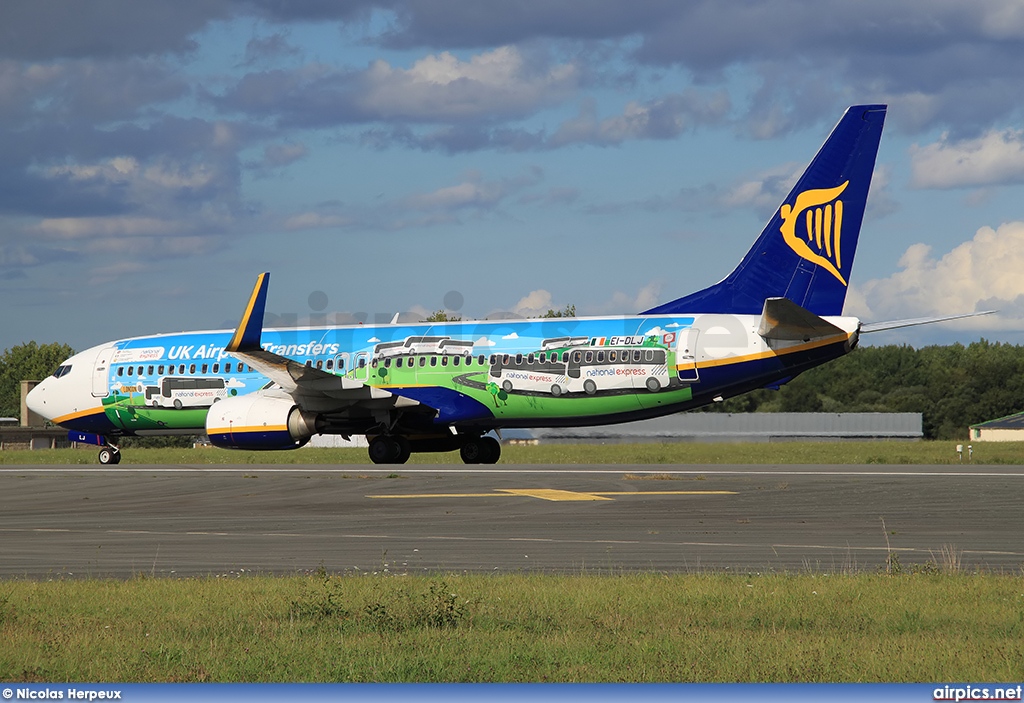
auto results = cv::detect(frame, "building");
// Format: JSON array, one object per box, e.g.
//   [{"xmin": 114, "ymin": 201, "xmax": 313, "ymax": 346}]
[
  {"xmin": 531, "ymin": 412, "xmax": 923, "ymax": 443},
  {"xmin": 969, "ymin": 412, "xmax": 1024, "ymax": 442}
]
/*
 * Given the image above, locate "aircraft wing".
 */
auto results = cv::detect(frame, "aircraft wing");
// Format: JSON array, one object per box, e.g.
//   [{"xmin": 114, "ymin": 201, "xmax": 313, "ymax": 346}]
[
  {"xmin": 225, "ymin": 273, "xmax": 429, "ymax": 413},
  {"xmin": 860, "ymin": 310, "xmax": 996, "ymax": 334}
]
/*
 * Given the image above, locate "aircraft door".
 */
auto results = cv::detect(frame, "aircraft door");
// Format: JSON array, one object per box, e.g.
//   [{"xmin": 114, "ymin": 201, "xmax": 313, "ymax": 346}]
[
  {"xmin": 674, "ymin": 328, "xmax": 699, "ymax": 383},
  {"xmin": 91, "ymin": 346, "xmax": 117, "ymax": 397}
]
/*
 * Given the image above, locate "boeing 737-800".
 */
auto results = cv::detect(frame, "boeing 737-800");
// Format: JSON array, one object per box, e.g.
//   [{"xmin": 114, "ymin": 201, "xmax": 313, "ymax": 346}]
[{"xmin": 25, "ymin": 104, "xmax": 984, "ymax": 465}]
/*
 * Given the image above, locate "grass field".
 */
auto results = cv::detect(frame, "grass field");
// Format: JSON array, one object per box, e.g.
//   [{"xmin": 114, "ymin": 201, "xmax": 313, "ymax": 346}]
[
  {"xmin": 0, "ymin": 439, "xmax": 1020, "ymax": 465},
  {"xmin": 2, "ymin": 572, "xmax": 1023, "ymax": 682}
]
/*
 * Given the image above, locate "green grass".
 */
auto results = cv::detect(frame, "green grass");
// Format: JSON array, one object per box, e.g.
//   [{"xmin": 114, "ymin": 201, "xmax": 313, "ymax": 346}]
[
  {"xmin": 1, "ymin": 572, "xmax": 1022, "ymax": 682},
  {"xmin": 1, "ymin": 440, "xmax": 1020, "ymax": 465}
]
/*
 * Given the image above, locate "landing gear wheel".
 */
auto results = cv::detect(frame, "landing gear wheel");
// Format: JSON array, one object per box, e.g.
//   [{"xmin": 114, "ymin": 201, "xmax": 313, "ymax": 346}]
[
  {"xmin": 368, "ymin": 436, "xmax": 411, "ymax": 464},
  {"xmin": 460, "ymin": 436, "xmax": 501, "ymax": 464},
  {"xmin": 98, "ymin": 447, "xmax": 121, "ymax": 465}
]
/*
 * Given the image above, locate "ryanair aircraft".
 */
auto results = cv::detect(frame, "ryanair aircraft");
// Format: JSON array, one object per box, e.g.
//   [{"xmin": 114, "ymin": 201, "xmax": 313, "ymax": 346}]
[{"xmin": 25, "ymin": 104, "xmax": 980, "ymax": 465}]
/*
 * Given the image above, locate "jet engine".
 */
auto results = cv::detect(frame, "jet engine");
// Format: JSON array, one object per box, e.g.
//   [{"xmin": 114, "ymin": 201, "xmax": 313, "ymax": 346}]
[{"xmin": 205, "ymin": 395, "xmax": 322, "ymax": 450}]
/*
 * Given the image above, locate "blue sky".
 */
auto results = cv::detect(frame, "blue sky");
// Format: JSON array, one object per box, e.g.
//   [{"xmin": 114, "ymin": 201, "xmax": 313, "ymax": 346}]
[{"xmin": 3, "ymin": 0, "xmax": 1024, "ymax": 351}]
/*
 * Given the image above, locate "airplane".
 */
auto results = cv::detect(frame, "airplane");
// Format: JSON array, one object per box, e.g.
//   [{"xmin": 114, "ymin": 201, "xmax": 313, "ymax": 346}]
[{"xmin": 25, "ymin": 104, "xmax": 987, "ymax": 465}]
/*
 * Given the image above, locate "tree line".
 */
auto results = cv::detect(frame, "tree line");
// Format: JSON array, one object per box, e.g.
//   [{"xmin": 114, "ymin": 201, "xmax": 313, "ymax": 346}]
[
  {"xmin": 701, "ymin": 340, "xmax": 1024, "ymax": 439},
  {"xmin": 4, "ymin": 339, "xmax": 1023, "ymax": 439}
]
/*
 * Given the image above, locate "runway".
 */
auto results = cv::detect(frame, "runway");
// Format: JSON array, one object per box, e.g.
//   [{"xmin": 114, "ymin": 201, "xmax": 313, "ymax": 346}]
[{"xmin": 0, "ymin": 464, "xmax": 1021, "ymax": 577}]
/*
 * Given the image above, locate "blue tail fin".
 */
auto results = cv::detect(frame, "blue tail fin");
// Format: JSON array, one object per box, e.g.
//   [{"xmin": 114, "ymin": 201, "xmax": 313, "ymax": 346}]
[{"xmin": 643, "ymin": 104, "xmax": 886, "ymax": 317}]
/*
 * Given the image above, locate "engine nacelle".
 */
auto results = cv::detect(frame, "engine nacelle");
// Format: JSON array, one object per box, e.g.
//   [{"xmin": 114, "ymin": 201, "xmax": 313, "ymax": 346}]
[{"xmin": 205, "ymin": 395, "xmax": 322, "ymax": 450}]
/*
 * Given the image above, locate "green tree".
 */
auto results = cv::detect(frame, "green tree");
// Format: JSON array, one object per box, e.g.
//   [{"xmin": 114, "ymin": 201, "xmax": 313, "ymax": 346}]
[
  {"xmin": 542, "ymin": 304, "xmax": 576, "ymax": 318},
  {"xmin": 424, "ymin": 310, "xmax": 462, "ymax": 322},
  {"xmin": 0, "ymin": 341, "xmax": 75, "ymax": 419}
]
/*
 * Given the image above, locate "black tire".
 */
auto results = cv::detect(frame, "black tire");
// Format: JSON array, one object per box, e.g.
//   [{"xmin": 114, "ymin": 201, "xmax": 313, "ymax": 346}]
[
  {"xmin": 393, "ymin": 436, "xmax": 411, "ymax": 464},
  {"xmin": 173, "ymin": 399, "xmax": 183, "ymax": 410},
  {"xmin": 480, "ymin": 436, "xmax": 501, "ymax": 464},
  {"xmin": 583, "ymin": 379, "xmax": 597, "ymax": 395},
  {"xmin": 368, "ymin": 437, "xmax": 394, "ymax": 464},
  {"xmin": 460, "ymin": 439, "xmax": 484, "ymax": 464},
  {"xmin": 98, "ymin": 448, "xmax": 120, "ymax": 465}
]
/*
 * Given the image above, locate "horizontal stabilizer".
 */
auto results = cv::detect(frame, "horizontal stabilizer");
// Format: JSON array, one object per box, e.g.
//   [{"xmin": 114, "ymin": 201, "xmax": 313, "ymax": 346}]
[
  {"xmin": 757, "ymin": 297, "xmax": 846, "ymax": 341},
  {"xmin": 860, "ymin": 310, "xmax": 996, "ymax": 334}
]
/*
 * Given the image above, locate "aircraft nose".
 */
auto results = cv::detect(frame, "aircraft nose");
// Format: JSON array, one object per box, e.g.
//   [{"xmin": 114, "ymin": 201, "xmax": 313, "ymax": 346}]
[{"xmin": 25, "ymin": 378, "xmax": 53, "ymax": 421}]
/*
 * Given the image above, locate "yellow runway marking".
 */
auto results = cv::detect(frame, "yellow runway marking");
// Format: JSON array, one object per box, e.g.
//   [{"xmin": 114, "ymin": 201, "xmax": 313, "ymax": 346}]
[{"xmin": 368, "ymin": 488, "xmax": 737, "ymax": 502}]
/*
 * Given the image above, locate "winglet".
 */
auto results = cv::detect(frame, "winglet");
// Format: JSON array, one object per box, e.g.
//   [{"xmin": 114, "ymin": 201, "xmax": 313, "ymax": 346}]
[{"xmin": 226, "ymin": 272, "xmax": 270, "ymax": 352}]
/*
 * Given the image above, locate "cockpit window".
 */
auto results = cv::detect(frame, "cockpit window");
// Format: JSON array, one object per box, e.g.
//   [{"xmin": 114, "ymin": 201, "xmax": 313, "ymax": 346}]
[{"xmin": 52, "ymin": 365, "xmax": 72, "ymax": 379}]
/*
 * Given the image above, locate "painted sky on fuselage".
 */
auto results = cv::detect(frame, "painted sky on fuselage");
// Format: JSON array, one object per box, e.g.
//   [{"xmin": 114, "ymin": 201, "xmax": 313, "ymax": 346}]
[{"xmin": 3, "ymin": 1, "xmax": 1024, "ymax": 353}]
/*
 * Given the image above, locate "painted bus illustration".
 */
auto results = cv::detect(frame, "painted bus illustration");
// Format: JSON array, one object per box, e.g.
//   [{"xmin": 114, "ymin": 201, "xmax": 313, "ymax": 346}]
[
  {"xmin": 374, "ymin": 335, "xmax": 475, "ymax": 360},
  {"xmin": 144, "ymin": 377, "xmax": 227, "ymax": 409},
  {"xmin": 489, "ymin": 350, "xmax": 572, "ymax": 396},
  {"xmin": 565, "ymin": 346, "xmax": 670, "ymax": 394}
]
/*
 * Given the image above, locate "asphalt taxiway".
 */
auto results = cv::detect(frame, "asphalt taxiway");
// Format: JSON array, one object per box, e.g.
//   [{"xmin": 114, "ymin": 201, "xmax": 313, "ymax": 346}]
[{"xmin": 0, "ymin": 464, "xmax": 1020, "ymax": 577}]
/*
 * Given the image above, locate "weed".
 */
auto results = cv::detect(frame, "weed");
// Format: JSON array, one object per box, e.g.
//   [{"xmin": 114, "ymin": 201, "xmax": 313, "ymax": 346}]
[{"xmin": 289, "ymin": 563, "xmax": 350, "ymax": 622}]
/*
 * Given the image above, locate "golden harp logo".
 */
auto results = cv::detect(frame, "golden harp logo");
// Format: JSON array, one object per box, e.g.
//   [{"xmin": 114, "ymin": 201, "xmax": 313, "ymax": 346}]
[{"xmin": 779, "ymin": 181, "xmax": 849, "ymax": 286}]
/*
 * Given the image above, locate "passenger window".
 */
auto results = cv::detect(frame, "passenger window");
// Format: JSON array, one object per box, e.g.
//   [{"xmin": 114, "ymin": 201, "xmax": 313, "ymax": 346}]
[
  {"xmin": 225, "ymin": 363, "xmax": 232, "ymax": 373},
  {"xmin": 635, "ymin": 350, "xmax": 642, "ymax": 362},
  {"xmin": 419, "ymin": 357, "xmax": 426, "ymax": 367},
  {"xmin": 502, "ymin": 354, "xmax": 509, "ymax": 365},
  {"xmin": 482, "ymin": 355, "xmax": 489, "ymax": 365},
  {"xmin": 117, "ymin": 367, "xmax": 124, "ymax": 377},
  {"xmin": 430, "ymin": 357, "xmax": 437, "ymax": 367},
  {"xmin": 539, "ymin": 353, "xmax": 546, "ymax": 363},
  {"xmin": 609, "ymin": 351, "xmax": 616, "ymax": 362},
  {"xmin": 441, "ymin": 356, "xmax": 448, "ymax": 367},
  {"xmin": 551, "ymin": 352, "xmax": 559, "ymax": 362},
  {"xmin": 158, "ymin": 365, "xmax": 165, "ymax": 374},
  {"xmin": 189, "ymin": 364, "xmax": 196, "ymax": 374},
  {"xmin": 213, "ymin": 364, "xmax": 219, "ymax": 373},
  {"xmin": 128, "ymin": 366, "xmax": 134, "ymax": 376},
  {"xmin": 644, "ymin": 350, "xmax": 653, "ymax": 362},
  {"xmin": 585, "ymin": 351, "xmax": 593, "ymax": 363},
  {"xmin": 167, "ymin": 365, "xmax": 174, "ymax": 376},
  {"xmin": 179, "ymin": 365, "xmax": 185, "ymax": 374},
  {"xmin": 453, "ymin": 356, "xmax": 460, "ymax": 366},
  {"xmin": 370, "ymin": 359, "xmax": 377, "ymax": 368},
  {"xmin": 148, "ymin": 365, "xmax": 154, "ymax": 375},
  {"xmin": 395, "ymin": 358, "xmax": 402, "ymax": 368},
  {"xmin": 597, "ymin": 351, "xmax": 605, "ymax": 363},
  {"xmin": 326, "ymin": 359, "xmax": 333, "ymax": 370},
  {"xmin": 202, "ymin": 364, "xmax": 208, "ymax": 374},
  {"xmin": 515, "ymin": 353, "xmax": 523, "ymax": 364},
  {"xmin": 527, "ymin": 353, "xmax": 534, "ymax": 364},
  {"xmin": 573, "ymin": 351, "xmax": 581, "ymax": 363},
  {"xmin": 316, "ymin": 360, "xmax": 323, "ymax": 370}
]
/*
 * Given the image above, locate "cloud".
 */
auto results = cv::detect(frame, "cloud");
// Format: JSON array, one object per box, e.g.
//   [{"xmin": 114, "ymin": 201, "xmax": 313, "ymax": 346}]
[
  {"xmin": 501, "ymin": 332, "xmax": 520, "ymax": 340},
  {"xmin": 512, "ymin": 290, "xmax": 553, "ymax": 317},
  {"xmin": 851, "ymin": 221, "xmax": 1024, "ymax": 328},
  {"xmin": 367, "ymin": 337, "xmax": 381, "ymax": 343},
  {"xmin": 910, "ymin": 129, "xmax": 1024, "ymax": 189},
  {"xmin": 213, "ymin": 46, "xmax": 580, "ymax": 128},
  {"xmin": 550, "ymin": 91, "xmax": 730, "ymax": 147},
  {"xmin": 474, "ymin": 336, "xmax": 496, "ymax": 347}
]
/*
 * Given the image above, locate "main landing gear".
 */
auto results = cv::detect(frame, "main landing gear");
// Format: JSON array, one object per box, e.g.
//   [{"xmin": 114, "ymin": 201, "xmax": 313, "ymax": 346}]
[
  {"xmin": 459, "ymin": 435, "xmax": 501, "ymax": 464},
  {"xmin": 366, "ymin": 434, "xmax": 501, "ymax": 465},
  {"xmin": 367, "ymin": 435, "xmax": 411, "ymax": 464}
]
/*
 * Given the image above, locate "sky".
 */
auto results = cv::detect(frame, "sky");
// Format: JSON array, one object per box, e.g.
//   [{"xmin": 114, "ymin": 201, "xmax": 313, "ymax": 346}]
[{"xmin": 4, "ymin": 0, "xmax": 1024, "ymax": 352}]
